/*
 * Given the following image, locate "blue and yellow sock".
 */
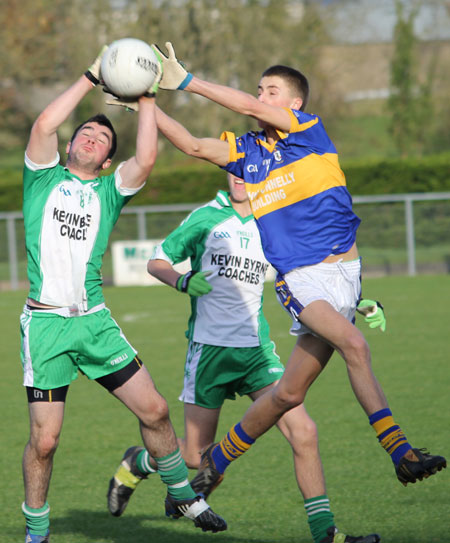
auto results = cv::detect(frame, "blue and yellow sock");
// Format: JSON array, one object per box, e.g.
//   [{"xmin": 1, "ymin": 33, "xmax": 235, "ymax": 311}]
[
  {"xmin": 304, "ymin": 495, "xmax": 335, "ymax": 543},
  {"xmin": 155, "ymin": 448, "xmax": 196, "ymax": 500},
  {"xmin": 212, "ymin": 422, "xmax": 255, "ymax": 474},
  {"xmin": 22, "ymin": 501, "xmax": 50, "ymax": 537},
  {"xmin": 369, "ymin": 408, "xmax": 412, "ymax": 465}
]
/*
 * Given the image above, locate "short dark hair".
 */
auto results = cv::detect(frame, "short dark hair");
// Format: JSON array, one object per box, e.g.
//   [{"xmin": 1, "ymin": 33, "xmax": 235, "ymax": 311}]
[
  {"xmin": 261, "ymin": 65, "xmax": 309, "ymax": 111},
  {"xmin": 70, "ymin": 114, "xmax": 117, "ymax": 159}
]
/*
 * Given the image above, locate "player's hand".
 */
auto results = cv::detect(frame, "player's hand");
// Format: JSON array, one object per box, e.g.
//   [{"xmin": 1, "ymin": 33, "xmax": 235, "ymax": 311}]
[
  {"xmin": 146, "ymin": 47, "xmax": 164, "ymax": 96},
  {"xmin": 85, "ymin": 45, "xmax": 108, "ymax": 86},
  {"xmin": 176, "ymin": 271, "xmax": 212, "ymax": 297},
  {"xmin": 104, "ymin": 94, "xmax": 139, "ymax": 111},
  {"xmin": 151, "ymin": 42, "xmax": 193, "ymax": 90},
  {"xmin": 357, "ymin": 299, "xmax": 386, "ymax": 332},
  {"xmin": 103, "ymin": 88, "xmax": 139, "ymax": 111}
]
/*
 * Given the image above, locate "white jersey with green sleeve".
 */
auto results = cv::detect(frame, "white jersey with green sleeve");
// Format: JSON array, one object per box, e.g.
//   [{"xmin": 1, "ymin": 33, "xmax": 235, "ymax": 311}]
[
  {"xmin": 23, "ymin": 153, "xmax": 140, "ymax": 310},
  {"xmin": 151, "ymin": 190, "xmax": 271, "ymax": 347}
]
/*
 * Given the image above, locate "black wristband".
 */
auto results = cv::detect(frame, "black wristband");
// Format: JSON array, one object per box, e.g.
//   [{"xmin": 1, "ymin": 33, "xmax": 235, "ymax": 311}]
[
  {"xmin": 84, "ymin": 70, "xmax": 99, "ymax": 86},
  {"xmin": 176, "ymin": 271, "xmax": 196, "ymax": 293}
]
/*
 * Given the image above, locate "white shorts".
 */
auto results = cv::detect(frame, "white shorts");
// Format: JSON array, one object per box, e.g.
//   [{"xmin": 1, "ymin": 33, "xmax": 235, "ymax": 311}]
[{"xmin": 276, "ymin": 258, "xmax": 362, "ymax": 336}]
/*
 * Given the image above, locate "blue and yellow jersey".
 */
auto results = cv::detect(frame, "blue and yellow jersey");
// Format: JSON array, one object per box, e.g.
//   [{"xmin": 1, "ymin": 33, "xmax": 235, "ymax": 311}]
[{"xmin": 221, "ymin": 109, "xmax": 361, "ymax": 274}]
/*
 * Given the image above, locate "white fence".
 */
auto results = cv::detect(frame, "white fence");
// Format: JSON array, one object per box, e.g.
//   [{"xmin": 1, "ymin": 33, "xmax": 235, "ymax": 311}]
[{"xmin": 1, "ymin": 192, "xmax": 450, "ymax": 290}]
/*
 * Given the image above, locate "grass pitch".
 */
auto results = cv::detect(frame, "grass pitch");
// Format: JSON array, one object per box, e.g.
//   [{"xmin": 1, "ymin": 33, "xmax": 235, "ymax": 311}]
[{"xmin": 1, "ymin": 275, "xmax": 449, "ymax": 542}]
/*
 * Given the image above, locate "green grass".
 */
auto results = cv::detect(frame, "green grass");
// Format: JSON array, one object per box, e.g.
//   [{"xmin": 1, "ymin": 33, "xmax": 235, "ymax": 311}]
[{"xmin": 1, "ymin": 276, "xmax": 449, "ymax": 542}]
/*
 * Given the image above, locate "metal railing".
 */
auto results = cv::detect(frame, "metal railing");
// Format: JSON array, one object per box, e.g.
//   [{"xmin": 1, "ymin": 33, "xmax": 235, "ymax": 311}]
[{"xmin": 2, "ymin": 192, "xmax": 450, "ymax": 290}]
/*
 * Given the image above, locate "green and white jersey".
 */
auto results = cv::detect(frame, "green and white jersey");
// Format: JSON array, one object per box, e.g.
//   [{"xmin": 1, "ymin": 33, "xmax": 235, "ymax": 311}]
[
  {"xmin": 23, "ymin": 153, "xmax": 141, "ymax": 309},
  {"xmin": 151, "ymin": 190, "xmax": 271, "ymax": 347}
]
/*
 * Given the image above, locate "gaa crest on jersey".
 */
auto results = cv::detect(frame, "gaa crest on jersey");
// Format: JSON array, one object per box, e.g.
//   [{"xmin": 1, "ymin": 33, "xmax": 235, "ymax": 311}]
[
  {"xmin": 274, "ymin": 150, "xmax": 282, "ymax": 162},
  {"xmin": 59, "ymin": 184, "xmax": 72, "ymax": 197}
]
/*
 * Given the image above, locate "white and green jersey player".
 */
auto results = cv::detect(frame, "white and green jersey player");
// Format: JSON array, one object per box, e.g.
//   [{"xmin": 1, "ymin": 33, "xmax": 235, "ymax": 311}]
[
  {"xmin": 150, "ymin": 186, "xmax": 285, "ymax": 409},
  {"xmin": 23, "ymin": 154, "xmax": 135, "ymax": 310},
  {"xmin": 21, "ymin": 152, "xmax": 145, "ymax": 392}
]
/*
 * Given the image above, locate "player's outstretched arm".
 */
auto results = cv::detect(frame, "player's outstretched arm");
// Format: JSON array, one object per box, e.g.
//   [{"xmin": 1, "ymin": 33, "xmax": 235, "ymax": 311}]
[
  {"xmin": 156, "ymin": 107, "xmax": 229, "ymax": 166},
  {"xmin": 154, "ymin": 42, "xmax": 292, "ymax": 132},
  {"xmin": 26, "ymin": 47, "xmax": 107, "ymax": 165},
  {"xmin": 119, "ymin": 96, "xmax": 158, "ymax": 189}
]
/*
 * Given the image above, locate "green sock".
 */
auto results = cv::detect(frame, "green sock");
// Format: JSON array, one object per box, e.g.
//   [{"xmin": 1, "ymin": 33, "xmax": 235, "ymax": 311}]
[
  {"xmin": 304, "ymin": 495, "xmax": 335, "ymax": 543},
  {"xmin": 136, "ymin": 449, "xmax": 157, "ymax": 475},
  {"xmin": 154, "ymin": 448, "xmax": 196, "ymax": 500},
  {"xmin": 22, "ymin": 501, "xmax": 50, "ymax": 536}
]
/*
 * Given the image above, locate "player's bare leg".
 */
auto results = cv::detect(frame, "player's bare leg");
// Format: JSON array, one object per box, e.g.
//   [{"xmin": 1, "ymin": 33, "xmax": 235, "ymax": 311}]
[
  {"xmin": 23, "ymin": 401, "xmax": 65, "ymax": 541},
  {"xmin": 113, "ymin": 366, "xmax": 179, "ymax": 458},
  {"xmin": 179, "ymin": 404, "xmax": 221, "ymax": 469},
  {"xmin": 298, "ymin": 300, "xmax": 387, "ymax": 415},
  {"xmin": 238, "ymin": 334, "xmax": 333, "ymax": 439},
  {"xmin": 110, "ymin": 366, "xmax": 226, "ymax": 532},
  {"xmin": 251, "ymin": 386, "xmax": 326, "ymax": 499},
  {"xmin": 24, "ymin": 402, "xmax": 65, "ymax": 507}
]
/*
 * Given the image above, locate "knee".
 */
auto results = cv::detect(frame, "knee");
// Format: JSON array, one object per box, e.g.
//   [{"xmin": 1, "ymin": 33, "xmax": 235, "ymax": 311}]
[
  {"xmin": 295, "ymin": 415, "xmax": 318, "ymax": 449},
  {"xmin": 272, "ymin": 386, "xmax": 304, "ymax": 413},
  {"xmin": 30, "ymin": 432, "xmax": 59, "ymax": 460},
  {"xmin": 343, "ymin": 332, "xmax": 371, "ymax": 365},
  {"xmin": 139, "ymin": 395, "xmax": 170, "ymax": 428},
  {"xmin": 280, "ymin": 409, "xmax": 318, "ymax": 451}
]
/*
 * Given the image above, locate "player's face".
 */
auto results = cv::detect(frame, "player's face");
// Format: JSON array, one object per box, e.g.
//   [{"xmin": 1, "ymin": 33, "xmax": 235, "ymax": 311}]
[
  {"xmin": 257, "ymin": 75, "xmax": 301, "ymax": 129},
  {"xmin": 67, "ymin": 122, "xmax": 113, "ymax": 170},
  {"xmin": 228, "ymin": 174, "xmax": 248, "ymax": 203},
  {"xmin": 257, "ymin": 75, "xmax": 297, "ymax": 108}
]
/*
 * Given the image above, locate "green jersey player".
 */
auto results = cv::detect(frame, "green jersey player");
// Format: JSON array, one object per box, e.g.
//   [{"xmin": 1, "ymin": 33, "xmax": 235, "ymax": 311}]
[{"xmin": 20, "ymin": 46, "xmax": 226, "ymax": 543}]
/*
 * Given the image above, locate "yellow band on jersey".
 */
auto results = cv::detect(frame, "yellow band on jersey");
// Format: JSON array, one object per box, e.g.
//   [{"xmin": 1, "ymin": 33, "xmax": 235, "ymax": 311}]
[
  {"xmin": 245, "ymin": 153, "xmax": 345, "ymax": 220},
  {"xmin": 221, "ymin": 131, "xmax": 245, "ymax": 164}
]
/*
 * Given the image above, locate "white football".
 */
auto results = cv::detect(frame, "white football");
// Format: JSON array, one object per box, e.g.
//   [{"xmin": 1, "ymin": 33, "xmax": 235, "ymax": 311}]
[{"xmin": 101, "ymin": 38, "xmax": 159, "ymax": 98}]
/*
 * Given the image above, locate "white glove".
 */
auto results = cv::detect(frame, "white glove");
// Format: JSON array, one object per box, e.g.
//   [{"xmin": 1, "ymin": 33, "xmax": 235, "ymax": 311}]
[
  {"xmin": 151, "ymin": 42, "xmax": 192, "ymax": 90},
  {"xmin": 104, "ymin": 92, "xmax": 139, "ymax": 112},
  {"xmin": 85, "ymin": 45, "xmax": 108, "ymax": 86}
]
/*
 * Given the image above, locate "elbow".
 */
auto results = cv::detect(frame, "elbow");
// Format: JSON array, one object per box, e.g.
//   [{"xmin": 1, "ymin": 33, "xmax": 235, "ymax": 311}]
[
  {"xmin": 139, "ymin": 148, "xmax": 158, "ymax": 175},
  {"xmin": 32, "ymin": 111, "xmax": 56, "ymax": 137},
  {"xmin": 183, "ymin": 140, "xmax": 203, "ymax": 158},
  {"xmin": 239, "ymin": 94, "xmax": 261, "ymax": 117}
]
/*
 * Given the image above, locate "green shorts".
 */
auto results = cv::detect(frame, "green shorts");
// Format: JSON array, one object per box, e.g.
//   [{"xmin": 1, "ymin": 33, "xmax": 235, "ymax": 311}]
[
  {"xmin": 20, "ymin": 306, "xmax": 137, "ymax": 390},
  {"xmin": 179, "ymin": 341, "xmax": 285, "ymax": 408}
]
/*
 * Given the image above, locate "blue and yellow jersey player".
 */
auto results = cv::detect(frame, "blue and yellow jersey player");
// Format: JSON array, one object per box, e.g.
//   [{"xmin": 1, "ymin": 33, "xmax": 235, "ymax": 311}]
[
  {"xmin": 106, "ymin": 42, "xmax": 446, "ymax": 543},
  {"xmin": 220, "ymin": 110, "xmax": 360, "ymax": 275}
]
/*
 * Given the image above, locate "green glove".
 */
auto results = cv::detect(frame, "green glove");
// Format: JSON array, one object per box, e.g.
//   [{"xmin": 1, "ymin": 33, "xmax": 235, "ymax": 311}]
[
  {"xmin": 151, "ymin": 42, "xmax": 193, "ymax": 90},
  {"xmin": 85, "ymin": 45, "xmax": 109, "ymax": 86},
  {"xmin": 357, "ymin": 299, "xmax": 386, "ymax": 332},
  {"xmin": 146, "ymin": 47, "xmax": 163, "ymax": 96},
  {"xmin": 176, "ymin": 271, "xmax": 212, "ymax": 297}
]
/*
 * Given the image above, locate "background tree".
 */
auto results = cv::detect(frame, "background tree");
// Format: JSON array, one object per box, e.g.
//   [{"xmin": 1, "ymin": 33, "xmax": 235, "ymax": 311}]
[{"xmin": 387, "ymin": 0, "xmax": 438, "ymax": 157}]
